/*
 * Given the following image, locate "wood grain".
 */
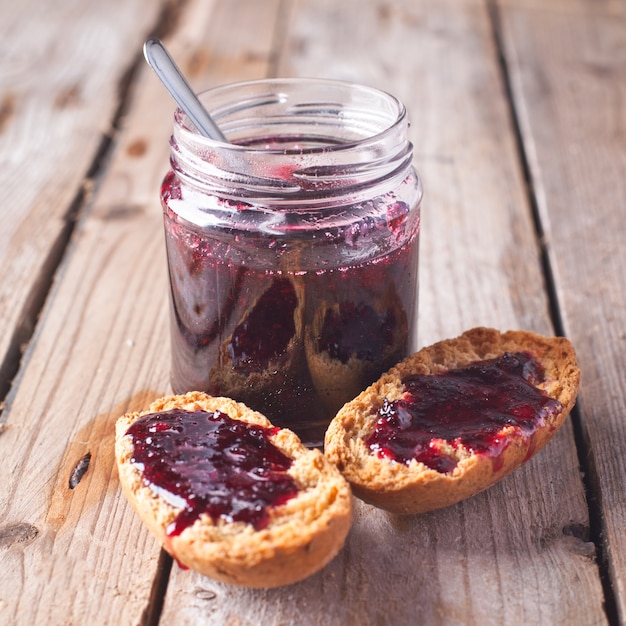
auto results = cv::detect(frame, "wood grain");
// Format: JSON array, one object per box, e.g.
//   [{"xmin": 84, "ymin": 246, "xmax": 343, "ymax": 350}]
[
  {"xmin": 497, "ymin": 0, "xmax": 626, "ymax": 621},
  {"xmin": 0, "ymin": 0, "xmax": 174, "ymax": 623},
  {"xmin": 0, "ymin": 0, "xmax": 164, "ymax": 402}
]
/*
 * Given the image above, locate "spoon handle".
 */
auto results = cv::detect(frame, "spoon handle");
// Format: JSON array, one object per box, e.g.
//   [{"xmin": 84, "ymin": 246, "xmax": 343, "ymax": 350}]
[{"xmin": 143, "ymin": 37, "xmax": 227, "ymax": 142}]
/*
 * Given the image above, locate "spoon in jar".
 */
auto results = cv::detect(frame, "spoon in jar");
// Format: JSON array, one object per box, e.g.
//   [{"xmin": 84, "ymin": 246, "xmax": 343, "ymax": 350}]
[{"xmin": 143, "ymin": 37, "xmax": 228, "ymax": 142}]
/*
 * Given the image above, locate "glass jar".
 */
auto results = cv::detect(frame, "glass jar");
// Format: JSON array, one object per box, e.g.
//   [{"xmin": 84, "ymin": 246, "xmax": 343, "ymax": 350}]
[{"xmin": 161, "ymin": 78, "xmax": 422, "ymax": 445}]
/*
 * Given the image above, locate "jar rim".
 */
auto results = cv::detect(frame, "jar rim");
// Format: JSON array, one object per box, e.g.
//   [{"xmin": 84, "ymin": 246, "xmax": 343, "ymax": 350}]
[
  {"xmin": 173, "ymin": 77, "xmax": 408, "ymax": 153},
  {"xmin": 168, "ymin": 77, "xmax": 417, "ymax": 206}
]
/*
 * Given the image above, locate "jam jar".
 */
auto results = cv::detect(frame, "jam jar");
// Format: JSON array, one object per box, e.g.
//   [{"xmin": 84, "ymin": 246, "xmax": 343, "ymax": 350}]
[{"xmin": 161, "ymin": 78, "xmax": 422, "ymax": 444}]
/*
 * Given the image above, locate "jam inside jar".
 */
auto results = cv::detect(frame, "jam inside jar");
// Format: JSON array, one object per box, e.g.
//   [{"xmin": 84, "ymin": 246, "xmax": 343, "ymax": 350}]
[{"xmin": 161, "ymin": 79, "xmax": 422, "ymax": 445}]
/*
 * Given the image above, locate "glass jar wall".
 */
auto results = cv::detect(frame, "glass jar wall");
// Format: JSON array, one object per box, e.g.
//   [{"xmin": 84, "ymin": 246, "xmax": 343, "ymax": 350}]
[{"xmin": 161, "ymin": 78, "xmax": 422, "ymax": 444}]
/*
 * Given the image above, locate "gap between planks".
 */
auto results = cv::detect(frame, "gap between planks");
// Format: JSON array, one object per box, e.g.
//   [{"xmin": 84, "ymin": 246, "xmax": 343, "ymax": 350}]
[
  {"xmin": 0, "ymin": 0, "xmax": 186, "ymax": 423},
  {"xmin": 487, "ymin": 1, "xmax": 620, "ymax": 623}
]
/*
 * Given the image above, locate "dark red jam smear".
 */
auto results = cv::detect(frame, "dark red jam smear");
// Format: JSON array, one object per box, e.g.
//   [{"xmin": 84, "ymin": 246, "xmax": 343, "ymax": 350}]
[
  {"xmin": 127, "ymin": 408, "xmax": 299, "ymax": 536},
  {"xmin": 364, "ymin": 352, "xmax": 563, "ymax": 474},
  {"xmin": 228, "ymin": 278, "xmax": 297, "ymax": 373},
  {"xmin": 318, "ymin": 302, "xmax": 396, "ymax": 364}
]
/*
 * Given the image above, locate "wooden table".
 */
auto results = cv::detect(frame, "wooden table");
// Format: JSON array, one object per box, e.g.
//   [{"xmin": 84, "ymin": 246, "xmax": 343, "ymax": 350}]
[{"xmin": 1, "ymin": 0, "xmax": 625, "ymax": 623}]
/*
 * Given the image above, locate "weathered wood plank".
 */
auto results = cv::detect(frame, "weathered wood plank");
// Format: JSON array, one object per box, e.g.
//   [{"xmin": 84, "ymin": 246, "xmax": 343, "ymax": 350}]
[
  {"xmin": 497, "ymin": 0, "xmax": 626, "ymax": 620},
  {"xmin": 160, "ymin": 0, "xmax": 607, "ymax": 623},
  {"xmin": 0, "ymin": 0, "xmax": 184, "ymax": 623},
  {"xmin": 0, "ymin": 0, "xmax": 164, "ymax": 402}
]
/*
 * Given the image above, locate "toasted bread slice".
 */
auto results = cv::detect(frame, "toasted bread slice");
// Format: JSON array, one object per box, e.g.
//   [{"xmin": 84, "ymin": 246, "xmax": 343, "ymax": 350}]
[
  {"xmin": 116, "ymin": 392, "xmax": 352, "ymax": 587},
  {"xmin": 324, "ymin": 327, "xmax": 580, "ymax": 514}
]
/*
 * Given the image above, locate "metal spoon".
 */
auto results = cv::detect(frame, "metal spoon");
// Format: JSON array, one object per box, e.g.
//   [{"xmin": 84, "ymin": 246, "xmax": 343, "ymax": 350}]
[{"xmin": 143, "ymin": 37, "xmax": 228, "ymax": 142}]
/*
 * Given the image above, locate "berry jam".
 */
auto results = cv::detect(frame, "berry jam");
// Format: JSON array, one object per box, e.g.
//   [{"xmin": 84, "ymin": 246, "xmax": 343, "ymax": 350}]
[
  {"xmin": 365, "ymin": 352, "xmax": 562, "ymax": 473},
  {"xmin": 228, "ymin": 278, "xmax": 297, "ymax": 374},
  {"xmin": 318, "ymin": 302, "xmax": 397, "ymax": 364},
  {"xmin": 126, "ymin": 408, "xmax": 299, "ymax": 535},
  {"xmin": 163, "ymin": 182, "xmax": 419, "ymax": 444}
]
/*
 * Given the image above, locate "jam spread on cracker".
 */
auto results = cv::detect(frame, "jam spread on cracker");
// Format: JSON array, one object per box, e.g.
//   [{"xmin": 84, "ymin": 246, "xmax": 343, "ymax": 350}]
[
  {"xmin": 127, "ymin": 409, "xmax": 298, "ymax": 535},
  {"xmin": 365, "ymin": 352, "xmax": 562, "ymax": 473}
]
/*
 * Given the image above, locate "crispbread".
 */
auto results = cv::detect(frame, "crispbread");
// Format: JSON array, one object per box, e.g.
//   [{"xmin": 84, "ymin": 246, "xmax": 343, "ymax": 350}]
[
  {"xmin": 115, "ymin": 391, "xmax": 352, "ymax": 587},
  {"xmin": 324, "ymin": 327, "xmax": 580, "ymax": 514}
]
